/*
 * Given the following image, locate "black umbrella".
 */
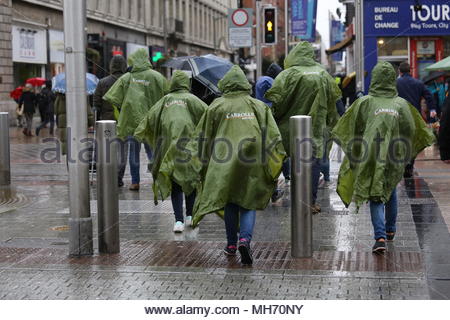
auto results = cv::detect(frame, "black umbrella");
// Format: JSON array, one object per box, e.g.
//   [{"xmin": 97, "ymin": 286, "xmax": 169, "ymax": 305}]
[
  {"xmin": 162, "ymin": 56, "xmax": 194, "ymax": 70},
  {"xmin": 423, "ymin": 71, "xmax": 446, "ymax": 84}
]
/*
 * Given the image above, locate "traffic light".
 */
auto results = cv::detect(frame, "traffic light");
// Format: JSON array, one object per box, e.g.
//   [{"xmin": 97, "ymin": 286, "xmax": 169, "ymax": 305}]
[{"xmin": 263, "ymin": 7, "xmax": 277, "ymax": 45}]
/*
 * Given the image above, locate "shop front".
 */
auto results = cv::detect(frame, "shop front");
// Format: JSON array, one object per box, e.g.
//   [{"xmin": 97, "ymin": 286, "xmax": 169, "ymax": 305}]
[
  {"xmin": 364, "ymin": 0, "xmax": 450, "ymax": 90},
  {"xmin": 12, "ymin": 25, "xmax": 47, "ymax": 87}
]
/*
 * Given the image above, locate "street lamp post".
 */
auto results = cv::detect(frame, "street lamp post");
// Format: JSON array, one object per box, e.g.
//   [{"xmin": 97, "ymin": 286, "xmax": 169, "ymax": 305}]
[
  {"xmin": 256, "ymin": 0, "xmax": 262, "ymax": 79},
  {"xmin": 355, "ymin": 0, "xmax": 365, "ymax": 92},
  {"xmin": 63, "ymin": 0, "xmax": 93, "ymax": 256}
]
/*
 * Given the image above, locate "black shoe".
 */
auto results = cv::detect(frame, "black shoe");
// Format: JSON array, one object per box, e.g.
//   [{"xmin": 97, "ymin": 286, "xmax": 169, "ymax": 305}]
[
  {"xmin": 118, "ymin": 180, "xmax": 124, "ymax": 188},
  {"xmin": 238, "ymin": 240, "xmax": 253, "ymax": 265},
  {"xmin": 223, "ymin": 245, "xmax": 237, "ymax": 256},
  {"xmin": 35, "ymin": 127, "xmax": 41, "ymax": 136},
  {"xmin": 372, "ymin": 240, "xmax": 386, "ymax": 253},
  {"xmin": 386, "ymin": 232, "xmax": 395, "ymax": 241},
  {"xmin": 271, "ymin": 189, "xmax": 284, "ymax": 203}
]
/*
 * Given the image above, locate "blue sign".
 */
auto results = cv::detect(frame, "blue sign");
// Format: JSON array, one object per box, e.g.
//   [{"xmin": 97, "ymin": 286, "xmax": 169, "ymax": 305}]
[
  {"xmin": 291, "ymin": 0, "xmax": 317, "ymax": 41},
  {"xmin": 364, "ymin": 0, "xmax": 450, "ymax": 37},
  {"xmin": 330, "ymin": 19, "xmax": 344, "ymax": 62}
]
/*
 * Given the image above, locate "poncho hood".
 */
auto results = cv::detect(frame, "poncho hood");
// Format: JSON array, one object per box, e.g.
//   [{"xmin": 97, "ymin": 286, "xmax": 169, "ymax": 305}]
[
  {"xmin": 109, "ymin": 55, "xmax": 127, "ymax": 74},
  {"xmin": 218, "ymin": 65, "xmax": 252, "ymax": 95},
  {"xmin": 284, "ymin": 41, "xmax": 318, "ymax": 68},
  {"xmin": 169, "ymin": 70, "xmax": 190, "ymax": 93},
  {"xmin": 128, "ymin": 48, "xmax": 152, "ymax": 73},
  {"xmin": 369, "ymin": 61, "xmax": 398, "ymax": 98}
]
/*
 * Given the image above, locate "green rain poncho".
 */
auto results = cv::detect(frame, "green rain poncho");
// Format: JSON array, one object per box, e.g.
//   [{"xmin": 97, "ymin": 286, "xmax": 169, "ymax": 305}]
[
  {"xmin": 103, "ymin": 48, "xmax": 169, "ymax": 138},
  {"xmin": 134, "ymin": 71, "xmax": 207, "ymax": 203},
  {"xmin": 188, "ymin": 66, "xmax": 286, "ymax": 227},
  {"xmin": 265, "ymin": 41, "xmax": 341, "ymax": 157},
  {"xmin": 332, "ymin": 62, "xmax": 435, "ymax": 207}
]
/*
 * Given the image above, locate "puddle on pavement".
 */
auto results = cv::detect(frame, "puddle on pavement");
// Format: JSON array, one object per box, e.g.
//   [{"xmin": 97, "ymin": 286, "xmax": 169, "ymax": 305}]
[{"xmin": 0, "ymin": 186, "xmax": 30, "ymax": 214}]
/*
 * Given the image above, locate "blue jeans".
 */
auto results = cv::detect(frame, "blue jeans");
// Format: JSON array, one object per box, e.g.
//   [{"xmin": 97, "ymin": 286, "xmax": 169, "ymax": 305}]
[
  {"xmin": 320, "ymin": 153, "xmax": 330, "ymax": 181},
  {"xmin": 369, "ymin": 189, "xmax": 398, "ymax": 240},
  {"xmin": 312, "ymin": 158, "xmax": 321, "ymax": 204},
  {"xmin": 128, "ymin": 137, "xmax": 152, "ymax": 184},
  {"xmin": 171, "ymin": 181, "xmax": 196, "ymax": 223},
  {"xmin": 224, "ymin": 203, "xmax": 256, "ymax": 246}
]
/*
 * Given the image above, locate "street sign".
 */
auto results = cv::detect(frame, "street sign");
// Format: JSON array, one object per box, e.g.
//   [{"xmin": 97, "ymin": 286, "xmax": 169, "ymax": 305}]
[{"xmin": 228, "ymin": 8, "xmax": 253, "ymax": 48}]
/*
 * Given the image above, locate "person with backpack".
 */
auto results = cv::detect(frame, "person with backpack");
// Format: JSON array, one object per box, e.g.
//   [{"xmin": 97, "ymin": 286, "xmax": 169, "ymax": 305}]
[
  {"xmin": 265, "ymin": 41, "xmax": 341, "ymax": 214},
  {"xmin": 186, "ymin": 66, "xmax": 285, "ymax": 265},
  {"xmin": 135, "ymin": 71, "xmax": 207, "ymax": 232},
  {"xmin": 36, "ymin": 80, "xmax": 56, "ymax": 136},
  {"xmin": 332, "ymin": 62, "xmax": 434, "ymax": 253}
]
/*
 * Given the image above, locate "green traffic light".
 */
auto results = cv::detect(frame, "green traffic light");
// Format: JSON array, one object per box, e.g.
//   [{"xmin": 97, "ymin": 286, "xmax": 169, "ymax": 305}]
[{"xmin": 152, "ymin": 51, "xmax": 163, "ymax": 62}]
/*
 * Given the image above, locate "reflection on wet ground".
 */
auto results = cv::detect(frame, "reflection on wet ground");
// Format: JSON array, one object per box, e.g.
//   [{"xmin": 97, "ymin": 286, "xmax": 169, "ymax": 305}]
[{"xmin": 403, "ymin": 176, "xmax": 450, "ymax": 299}]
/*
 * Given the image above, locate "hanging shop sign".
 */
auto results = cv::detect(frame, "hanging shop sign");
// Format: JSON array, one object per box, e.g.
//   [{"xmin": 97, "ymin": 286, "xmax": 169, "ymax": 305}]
[
  {"xmin": 12, "ymin": 25, "xmax": 47, "ymax": 64},
  {"xmin": 49, "ymin": 30, "xmax": 64, "ymax": 64},
  {"xmin": 291, "ymin": 0, "xmax": 317, "ymax": 41}
]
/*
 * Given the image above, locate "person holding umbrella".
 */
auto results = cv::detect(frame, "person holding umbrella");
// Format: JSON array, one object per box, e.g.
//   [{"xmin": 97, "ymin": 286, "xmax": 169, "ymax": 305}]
[
  {"xmin": 18, "ymin": 83, "xmax": 36, "ymax": 137},
  {"xmin": 134, "ymin": 70, "xmax": 207, "ymax": 232},
  {"xmin": 36, "ymin": 80, "xmax": 56, "ymax": 136}
]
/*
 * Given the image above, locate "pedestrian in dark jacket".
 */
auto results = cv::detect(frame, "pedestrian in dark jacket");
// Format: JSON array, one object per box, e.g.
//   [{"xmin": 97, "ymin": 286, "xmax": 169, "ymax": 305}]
[
  {"xmin": 396, "ymin": 62, "xmax": 436, "ymax": 178},
  {"xmin": 18, "ymin": 83, "xmax": 36, "ymax": 136},
  {"xmin": 439, "ymin": 96, "xmax": 450, "ymax": 163},
  {"xmin": 36, "ymin": 80, "xmax": 56, "ymax": 136},
  {"xmin": 93, "ymin": 55, "xmax": 128, "ymax": 187},
  {"xmin": 93, "ymin": 55, "xmax": 127, "ymax": 120},
  {"xmin": 254, "ymin": 63, "xmax": 287, "ymax": 201},
  {"xmin": 397, "ymin": 62, "xmax": 436, "ymax": 116}
]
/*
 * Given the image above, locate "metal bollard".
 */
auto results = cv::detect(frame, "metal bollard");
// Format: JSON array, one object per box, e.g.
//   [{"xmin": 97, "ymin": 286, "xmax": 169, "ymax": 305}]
[
  {"xmin": 0, "ymin": 112, "xmax": 11, "ymax": 186},
  {"xmin": 96, "ymin": 120, "xmax": 120, "ymax": 254},
  {"xmin": 289, "ymin": 115, "xmax": 313, "ymax": 258}
]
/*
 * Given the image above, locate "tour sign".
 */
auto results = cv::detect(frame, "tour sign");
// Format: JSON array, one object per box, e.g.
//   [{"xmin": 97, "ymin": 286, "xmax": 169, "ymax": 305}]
[{"xmin": 365, "ymin": 0, "xmax": 450, "ymax": 36}]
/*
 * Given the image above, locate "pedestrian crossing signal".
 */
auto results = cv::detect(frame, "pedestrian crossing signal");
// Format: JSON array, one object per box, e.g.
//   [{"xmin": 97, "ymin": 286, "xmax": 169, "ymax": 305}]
[
  {"xmin": 263, "ymin": 7, "xmax": 277, "ymax": 45},
  {"xmin": 152, "ymin": 51, "xmax": 163, "ymax": 63}
]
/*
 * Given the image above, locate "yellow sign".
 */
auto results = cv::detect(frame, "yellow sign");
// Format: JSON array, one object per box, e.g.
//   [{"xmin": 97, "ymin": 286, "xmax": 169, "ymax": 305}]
[{"xmin": 266, "ymin": 21, "xmax": 273, "ymax": 32}]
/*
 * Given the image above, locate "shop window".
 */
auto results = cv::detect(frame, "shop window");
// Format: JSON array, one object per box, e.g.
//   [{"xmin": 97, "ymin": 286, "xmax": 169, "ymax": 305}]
[
  {"xmin": 377, "ymin": 37, "xmax": 408, "ymax": 57},
  {"xmin": 443, "ymin": 36, "xmax": 450, "ymax": 58}
]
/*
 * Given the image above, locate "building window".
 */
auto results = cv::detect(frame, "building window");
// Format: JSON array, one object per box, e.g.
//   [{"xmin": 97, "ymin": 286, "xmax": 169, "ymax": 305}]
[{"xmin": 377, "ymin": 37, "xmax": 408, "ymax": 57}]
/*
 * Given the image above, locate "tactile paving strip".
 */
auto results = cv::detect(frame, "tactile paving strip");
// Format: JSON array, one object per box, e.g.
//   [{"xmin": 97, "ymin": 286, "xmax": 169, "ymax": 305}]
[{"xmin": 0, "ymin": 241, "xmax": 424, "ymax": 273}]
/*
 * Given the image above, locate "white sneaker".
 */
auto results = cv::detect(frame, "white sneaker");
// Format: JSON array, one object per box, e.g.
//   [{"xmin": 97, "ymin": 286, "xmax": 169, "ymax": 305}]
[
  {"xmin": 173, "ymin": 221, "xmax": 184, "ymax": 233},
  {"xmin": 185, "ymin": 216, "xmax": 192, "ymax": 227}
]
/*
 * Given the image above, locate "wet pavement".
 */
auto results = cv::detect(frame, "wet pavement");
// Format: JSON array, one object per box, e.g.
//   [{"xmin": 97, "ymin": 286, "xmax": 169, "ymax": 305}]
[{"xmin": 0, "ymin": 126, "xmax": 449, "ymax": 299}]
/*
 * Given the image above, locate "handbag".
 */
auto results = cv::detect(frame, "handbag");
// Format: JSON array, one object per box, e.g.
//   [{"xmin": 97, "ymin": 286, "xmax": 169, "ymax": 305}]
[{"xmin": 16, "ymin": 105, "xmax": 23, "ymax": 116}]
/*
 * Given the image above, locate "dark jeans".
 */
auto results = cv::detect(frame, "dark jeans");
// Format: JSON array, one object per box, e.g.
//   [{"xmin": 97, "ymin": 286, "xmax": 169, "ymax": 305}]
[
  {"xmin": 118, "ymin": 137, "xmax": 128, "ymax": 183},
  {"xmin": 224, "ymin": 203, "xmax": 256, "ymax": 246},
  {"xmin": 24, "ymin": 112, "xmax": 33, "ymax": 132},
  {"xmin": 171, "ymin": 181, "xmax": 196, "ymax": 223},
  {"xmin": 312, "ymin": 158, "xmax": 321, "ymax": 204},
  {"xmin": 282, "ymin": 158, "xmax": 291, "ymax": 179},
  {"xmin": 320, "ymin": 152, "xmax": 330, "ymax": 181},
  {"xmin": 128, "ymin": 137, "xmax": 152, "ymax": 184},
  {"xmin": 37, "ymin": 113, "xmax": 55, "ymax": 133}
]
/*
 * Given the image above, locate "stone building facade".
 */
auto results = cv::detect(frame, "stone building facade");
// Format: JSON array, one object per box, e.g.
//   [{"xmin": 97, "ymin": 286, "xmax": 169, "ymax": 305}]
[{"xmin": 1, "ymin": 0, "xmax": 237, "ymax": 120}]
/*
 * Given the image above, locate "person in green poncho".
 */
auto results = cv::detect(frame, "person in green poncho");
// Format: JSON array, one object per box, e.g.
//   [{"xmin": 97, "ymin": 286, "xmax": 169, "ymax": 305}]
[
  {"xmin": 188, "ymin": 66, "xmax": 285, "ymax": 265},
  {"xmin": 265, "ymin": 41, "xmax": 341, "ymax": 214},
  {"xmin": 332, "ymin": 62, "xmax": 435, "ymax": 253},
  {"xmin": 134, "ymin": 70, "xmax": 207, "ymax": 233},
  {"xmin": 103, "ymin": 48, "xmax": 169, "ymax": 191}
]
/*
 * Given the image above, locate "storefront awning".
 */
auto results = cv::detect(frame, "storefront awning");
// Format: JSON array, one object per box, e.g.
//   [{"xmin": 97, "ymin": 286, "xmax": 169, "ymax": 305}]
[{"xmin": 326, "ymin": 36, "xmax": 354, "ymax": 55}]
